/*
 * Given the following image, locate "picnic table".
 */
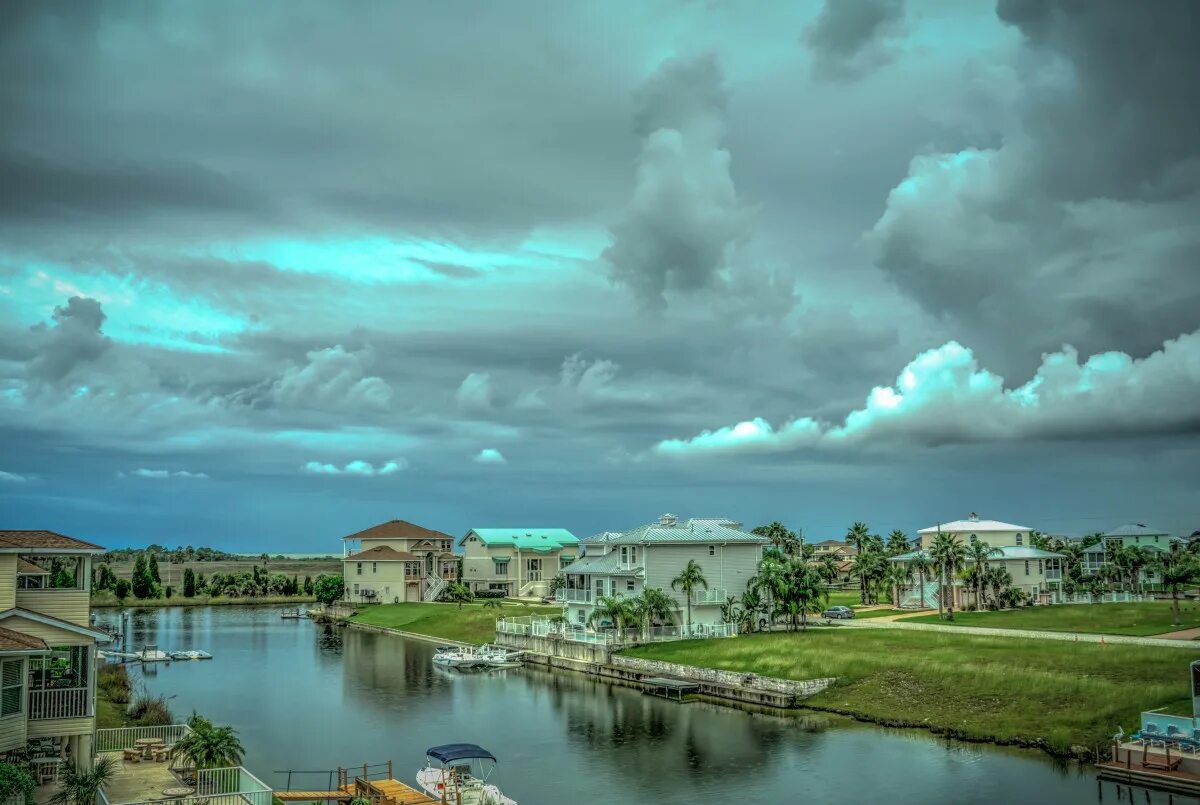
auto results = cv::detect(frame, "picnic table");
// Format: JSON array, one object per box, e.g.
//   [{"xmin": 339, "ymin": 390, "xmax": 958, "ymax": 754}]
[{"xmin": 135, "ymin": 737, "xmax": 164, "ymax": 759}]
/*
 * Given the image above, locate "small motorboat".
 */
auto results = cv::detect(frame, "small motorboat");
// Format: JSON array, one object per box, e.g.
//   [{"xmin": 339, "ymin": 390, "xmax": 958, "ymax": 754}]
[
  {"xmin": 416, "ymin": 744, "xmax": 516, "ymax": 805},
  {"xmin": 168, "ymin": 650, "xmax": 213, "ymax": 661},
  {"xmin": 432, "ymin": 648, "xmax": 491, "ymax": 671},
  {"xmin": 281, "ymin": 608, "xmax": 304, "ymax": 619},
  {"xmin": 476, "ymin": 644, "xmax": 522, "ymax": 668}
]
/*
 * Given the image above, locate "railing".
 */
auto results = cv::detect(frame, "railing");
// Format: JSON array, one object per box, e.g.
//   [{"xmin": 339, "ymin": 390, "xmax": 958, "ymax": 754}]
[
  {"xmin": 29, "ymin": 687, "xmax": 90, "ymax": 720},
  {"xmin": 422, "ymin": 576, "xmax": 447, "ymax": 602},
  {"xmin": 96, "ymin": 724, "xmax": 192, "ymax": 753},
  {"xmin": 691, "ymin": 588, "xmax": 727, "ymax": 605},
  {"xmin": 1141, "ymin": 710, "xmax": 1197, "ymax": 741},
  {"xmin": 101, "ymin": 767, "xmax": 272, "ymax": 805},
  {"xmin": 555, "ymin": 589, "xmax": 592, "ymax": 604},
  {"xmin": 1045, "ymin": 570, "xmax": 1062, "ymax": 581},
  {"xmin": 1050, "ymin": 591, "xmax": 1151, "ymax": 605},
  {"xmin": 496, "ymin": 616, "xmax": 737, "ymax": 645}
]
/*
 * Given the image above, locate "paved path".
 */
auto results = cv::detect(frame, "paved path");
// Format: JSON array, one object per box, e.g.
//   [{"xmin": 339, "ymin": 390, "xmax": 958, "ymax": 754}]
[
  {"xmin": 834, "ymin": 618, "xmax": 1200, "ymax": 648},
  {"xmin": 1147, "ymin": 626, "xmax": 1200, "ymax": 640}
]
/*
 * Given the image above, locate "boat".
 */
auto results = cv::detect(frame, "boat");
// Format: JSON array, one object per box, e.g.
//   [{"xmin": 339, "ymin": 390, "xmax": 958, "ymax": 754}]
[
  {"xmin": 415, "ymin": 744, "xmax": 516, "ymax": 805},
  {"xmin": 476, "ymin": 645, "xmax": 522, "ymax": 668},
  {"xmin": 135, "ymin": 649, "xmax": 171, "ymax": 662},
  {"xmin": 168, "ymin": 650, "xmax": 213, "ymax": 661},
  {"xmin": 432, "ymin": 648, "xmax": 492, "ymax": 670},
  {"xmin": 281, "ymin": 608, "xmax": 304, "ymax": 619}
]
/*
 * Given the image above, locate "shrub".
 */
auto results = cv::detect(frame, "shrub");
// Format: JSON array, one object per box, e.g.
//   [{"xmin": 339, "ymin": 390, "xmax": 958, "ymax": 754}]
[
  {"xmin": 473, "ymin": 590, "xmax": 505, "ymax": 599},
  {"xmin": 313, "ymin": 575, "xmax": 344, "ymax": 606},
  {"xmin": 127, "ymin": 693, "xmax": 174, "ymax": 726},
  {"xmin": 97, "ymin": 664, "xmax": 132, "ymax": 704},
  {"xmin": 113, "ymin": 578, "xmax": 132, "ymax": 602},
  {"xmin": 0, "ymin": 761, "xmax": 35, "ymax": 804}
]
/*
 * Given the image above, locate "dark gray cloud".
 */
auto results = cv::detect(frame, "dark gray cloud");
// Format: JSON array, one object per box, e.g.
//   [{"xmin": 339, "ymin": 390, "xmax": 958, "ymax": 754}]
[
  {"xmin": 804, "ymin": 0, "xmax": 906, "ymax": 81},
  {"xmin": 27, "ymin": 296, "xmax": 112, "ymax": 382}
]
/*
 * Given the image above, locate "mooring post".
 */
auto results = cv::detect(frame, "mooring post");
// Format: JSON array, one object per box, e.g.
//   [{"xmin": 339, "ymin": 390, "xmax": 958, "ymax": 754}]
[
  {"xmin": 386, "ymin": 760, "xmax": 392, "ymax": 780},
  {"xmin": 362, "ymin": 763, "xmax": 368, "ymax": 782}
]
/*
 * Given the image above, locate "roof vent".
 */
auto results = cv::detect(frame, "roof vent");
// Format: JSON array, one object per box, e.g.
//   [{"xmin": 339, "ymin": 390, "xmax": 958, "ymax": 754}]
[
  {"xmin": 968, "ymin": 512, "xmax": 979, "ymax": 522},
  {"xmin": 659, "ymin": 513, "xmax": 678, "ymax": 527}
]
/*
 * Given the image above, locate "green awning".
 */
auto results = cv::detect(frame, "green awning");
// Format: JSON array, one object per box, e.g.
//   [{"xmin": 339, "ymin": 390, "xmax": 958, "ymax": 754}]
[{"xmin": 493, "ymin": 556, "xmax": 511, "ymax": 563}]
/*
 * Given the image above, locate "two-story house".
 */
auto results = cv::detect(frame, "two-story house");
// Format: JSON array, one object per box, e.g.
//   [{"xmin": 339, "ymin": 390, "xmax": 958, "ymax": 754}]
[
  {"xmin": 0, "ymin": 530, "xmax": 110, "ymax": 777},
  {"xmin": 892, "ymin": 514, "xmax": 1064, "ymax": 606},
  {"xmin": 459, "ymin": 529, "xmax": 579, "ymax": 598},
  {"xmin": 341, "ymin": 520, "xmax": 458, "ymax": 604},
  {"xmin": 556, "ymin": 514, "xmax": 766, "ymax": 629}
]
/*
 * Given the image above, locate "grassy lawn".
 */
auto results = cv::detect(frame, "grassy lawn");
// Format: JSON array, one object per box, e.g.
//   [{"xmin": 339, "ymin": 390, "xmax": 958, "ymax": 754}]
[
  {"xmin": 904, "ymin": 601, "xmax": 1200, "ymax": 636},
  {"xmin": 351, "ymin": 601, "xmax": 560, "ymax": 644},
  {"xmin": 624, "ymin": 630, "xmax": 1192, "ymax": 754},
  {"xmin": 851, "ymin": 608, "xmax": 909, "ymax": 619}
]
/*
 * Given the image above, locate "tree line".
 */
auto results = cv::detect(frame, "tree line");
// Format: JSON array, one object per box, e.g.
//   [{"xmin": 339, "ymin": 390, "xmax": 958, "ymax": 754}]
[{"xmin": 91, "ymin": 555, "xmax": 319, "ymax": 601}]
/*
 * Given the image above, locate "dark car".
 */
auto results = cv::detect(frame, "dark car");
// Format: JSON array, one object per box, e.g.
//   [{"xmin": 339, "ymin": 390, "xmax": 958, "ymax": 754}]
[{"xmin": 822, "ymin": 605, "xmax": 854, "ymax": 619}]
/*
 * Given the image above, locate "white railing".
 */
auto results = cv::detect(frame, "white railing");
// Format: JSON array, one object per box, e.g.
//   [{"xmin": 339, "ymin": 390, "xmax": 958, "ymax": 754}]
[
  {"xmin": 422, "ymin": 576, "xmax": 447, "ymax": 602},
  {"xmin": 96, "ymin": 724, "xmax": 192, "ymax": 753},
  {"xmin": 496, "ymin": 616, "xmax": 737, "ymax": 645},
  {"xmin": 554, "ymin": 589, "xmax": 592, "ymax": 604},
  {"xmin": 102, "ymin": 767, "xmax": 272, "ymax": 805},
  {"xmin": 1050, "ymin": 591, "xmax": 1151, "ymax": 605},
  {"xmin": 691, "ymin": 588, "xmax": 727, "ymax": 605},
  {"xmin": 1046, "ymin": 570, "xmax": 1062, "ymax": 581},
  {"xmin": 29, "ymin": 687, "xmax": 90, "ymax": 720}
]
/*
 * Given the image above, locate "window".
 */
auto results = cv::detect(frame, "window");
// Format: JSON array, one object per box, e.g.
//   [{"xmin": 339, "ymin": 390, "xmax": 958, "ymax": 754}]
[
  {"xmin": 576, "ymin": 609, "xmax": 586, "ymax": 624},
  {"xmin": 630, "ymin": 547, "xmax": 638, "ymax": 565},
  {"xmin": 494, "ymin": 561, "xmax": 508, "ymax": 576},
  {"xmin": 1, "ymin": 659, "xmax": 22, "ymax": 717},
  {"xmin": 356, "ymin": 562, "xmax": 363, "ymax": 576},
  {"xmin": 626, "ymin": 579, "xmax": 635, "ymax": 593},
  {"xmin": 353, "ymin": 583, "xmax": 359, "ymax": 594},
  {"xmin": 18, "ymin": 555, "xmax": 84, "ymax": 590},
  {"xmin": 1015, "ymin": 533, "xmax": 1023, "ymax": 546},
  {"xmin": 561, "ymin": 556, "xmax": 574, "ymax": 568},
  {"xmin": 1024, "ymin": 561, "xmax": 1030, "ymax": 576},
  {"xmin": 969, "ymin": 534, "xmax": 977, "ymax": 545},
  {"xmin": 621, "ymin": 546, "xmax": 628, "ymax": 565},
  {"xmin": 405, "ymin": 563, "xmax": 421, "ymax": 580},
  {"xmin": 372, "ymin": 562, "xmax": 377, "ymax": 573},
  {"xmin": 1037, "ymin": 560, "xmax": 1043, "ymax": 574},
  {"xmin": 708, "ymin": 545, "xmax": 716, "ymax": 556}
]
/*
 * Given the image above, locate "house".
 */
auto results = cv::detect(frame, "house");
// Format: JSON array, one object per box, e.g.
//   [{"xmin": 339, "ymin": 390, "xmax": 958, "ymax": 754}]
[
  {"xmin": 459, "ymin": 529, "xmax": 579, "ymax": 598},
  {"xmin": 0, "ymin": 530, "xmax": 111, "ymax": 777},
  {"xmin": 341, "ymin": 520, "xmax": 458, "ymax": 604},
  {"xmin": 555, "ymin": 514, "xmax": 767, "ymax": 629},
  {"xmin": 891, "ymin": 514, "xmax": 1064, "ymax": 607}
]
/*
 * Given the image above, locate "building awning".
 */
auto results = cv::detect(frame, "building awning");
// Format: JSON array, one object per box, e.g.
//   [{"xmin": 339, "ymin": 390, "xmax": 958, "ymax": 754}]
[{"xmin": 493, "ymin": 556, "xmax": 511, "ymax": 563}]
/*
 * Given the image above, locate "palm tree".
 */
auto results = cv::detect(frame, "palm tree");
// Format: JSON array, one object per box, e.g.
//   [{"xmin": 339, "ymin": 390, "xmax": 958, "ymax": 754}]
[
  {"xmin": 671, "ymin": 560, "xmax": 708, "ymax": 636},
  {"xmin": 885, "ymin": 561, "xmax": 912, "ymax": 607},
  {"xmin": 1028, "ymin": 531, "xmax": 1050, "ymax": 550},
  {"xmin": 886, "ymin": 530, "xmax": 910, "ymax": 556},
  {"xmin": 854, "ymin": 549, "xmax": 887, "ymax": 605},
  {"xmin": 444, "ymin": 582, "xmax": 473, "ymax": 609},
  {"xmin": 50, "ymin": 756, "xmax": 117, "ymax": 805},
  {"xmin": 631, "ymin": 588, "xmax": 677, "ymax": 638},
  {"xmin": 929, "ymin": 532, "xmax": 965, "ymax": 619},
  {"xmin": 846, "ymin": 522, "xmax": 871, "ymax": 603},
  {"xmin": 751, "ymin": 554, "xmax": 787, "ymax": 628},
  {"xmin": 908, "ymin": 552, "xmax": 932, "ymax": 609},
  {"xmin": 752, "ymin": 522, "xmax": 799, "ymax": 556},
  {"xmin": 1153, "ymin": 544, "xmax": 1200, "ymax": 626},
  {"xmin": 816, "ymin": 554, "xmax": 840, "ymax": 586},
  {"xmin": 170, "ymin": 713, "xmax": 245, "ymax": 772},
  {"xmin": 964, "ymin": 541, "xmax": 1000, "ymax": 610},
  {"xmin": 481, "ymin": 597, "xmax": 504, "ymax": 611},
  {"xmin": 587, "ymin": 595, "xmax": 634, "ymax": 632},
  {"xmin": 740, "ymin": 588, "xmax": 763, "ymax": 632},
  {"xmin": 986, "ymin": 566, "xmax": 1012, "ymax": 608},
  {"xmin": 783, "ymin": 563, "xmax": 828, "ymax": 631}
]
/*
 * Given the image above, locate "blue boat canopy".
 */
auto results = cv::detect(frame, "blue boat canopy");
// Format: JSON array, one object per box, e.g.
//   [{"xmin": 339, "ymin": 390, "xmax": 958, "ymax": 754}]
[{"xmin": 426, "ymin": 744, "xmax": 497, "ymax": 764}]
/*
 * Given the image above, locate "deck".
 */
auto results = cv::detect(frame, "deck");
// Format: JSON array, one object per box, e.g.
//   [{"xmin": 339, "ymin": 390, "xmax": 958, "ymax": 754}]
[
  {"xmin": 97, "ymin": 752, "xmax": 187, "ymax": 804},
  {"xmin": 1100, "ymin": 741, "xmax": 1200, "ymax": 795},
  {"xmin": 275, "ymin": 764, "xmax": 436, "ymax": 805},
  {"xmin": 642, "ymin": 676, "xmax": 700, "ymax": 701}
]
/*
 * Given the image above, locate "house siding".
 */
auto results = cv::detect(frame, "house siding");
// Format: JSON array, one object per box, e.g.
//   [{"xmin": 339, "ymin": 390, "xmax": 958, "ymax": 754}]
[
  {"xmin": 0, "ymin": 556, "xmax": 16, "ymax": 611},
  {"xmin": 0, "ymin": 712, "xmax": 26, "ymax": 753},
  {"xmin": 343, "ymin": 562, "xmax": 419, "ymax": 604},
  {"xmin": 15, "ymin": 591, "xmax": 92, "ymax": 627},
  {"xmin": 643, "ymin": 543, "xmax": 761, "ymax": 624},
  {"xmin": 1, "ymin": 617, "xmax": 93, "ymax": 647},
  {"xmin": 27, "ymin": 716, "xmax": 92, "ymax": 739}
]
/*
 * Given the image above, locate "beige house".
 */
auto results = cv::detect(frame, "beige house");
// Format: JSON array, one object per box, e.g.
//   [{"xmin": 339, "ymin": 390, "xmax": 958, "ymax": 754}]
[
  {"xmin": 342, "ymin": 520, "xmax": 458, "ymax": 604},
  {"xmin": 0, "ymin": 530, "xmax": 110, "ymax": 777},
  {"xmin": 459, "ymin": 529, "xmax": 579, "ymax": 598},
  {"xmin": 892, "ymin": 514, "xmax": 1063, "ymax": 607}
]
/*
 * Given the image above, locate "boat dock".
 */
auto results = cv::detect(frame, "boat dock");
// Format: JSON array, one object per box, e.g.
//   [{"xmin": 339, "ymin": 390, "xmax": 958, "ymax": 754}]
[
  {"xmin": 275, "ymin": 762, "xmax": 436, "ymax": 805},
  {"xmin": 1098, "ymin": 741, "xmax": 1200, "ymax": 796},
  {"xmin": 642, "ymin": 676, "xmax": 700, "ymax": 702}
]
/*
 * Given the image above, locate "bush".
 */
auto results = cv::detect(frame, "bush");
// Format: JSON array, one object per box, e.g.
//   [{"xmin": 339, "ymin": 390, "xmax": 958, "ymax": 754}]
[
  {"xmin": 127, "ymin": 693, "xmax": 175, "ymax": 726},
  {"xmin": 313, "ymin": 575, "xmax": 344, "ymax": 606},
  {"xmin": 113, "ymin": 578, "xmax": 132, "ymax": 601},
  {"xmin": 97, "ymin": 664, "xmax": 132, "ymax": 704},
  {"xmin": 0, "ymin": 762, "xmax": 35, "ymax": 804},
  {"xmin": 473, "ymin": 590, "xmax": 505, "ymax": 599}
]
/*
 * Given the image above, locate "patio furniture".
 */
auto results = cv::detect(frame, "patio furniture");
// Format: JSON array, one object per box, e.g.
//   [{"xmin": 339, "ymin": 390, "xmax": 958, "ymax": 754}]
[
  {"xmin": 123, "ymin": 748, "xmax": 142, "ymax": 763},
  {"xmin": 136, "ymin": 737, "xmax": 164, "ymax": 759},
  {"xmin": 153, "ymin": 747, "xmax": 171, "ymax": 762},
  {"xmin": 30, "ymin": 758, "xmax": 60, "ymax": 784}
]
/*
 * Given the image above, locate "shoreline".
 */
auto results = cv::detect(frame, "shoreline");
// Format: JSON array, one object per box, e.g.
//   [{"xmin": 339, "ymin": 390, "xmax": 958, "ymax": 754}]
[{"xmin": 92, "ymin": 594, "xmax": 317, "ymax": 609}]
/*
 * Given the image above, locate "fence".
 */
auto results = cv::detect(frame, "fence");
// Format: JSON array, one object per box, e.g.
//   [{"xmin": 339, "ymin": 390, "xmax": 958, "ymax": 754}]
[
  {"xmin": 29, "ymin": 687, "xmax": 90, "ymax": 720},
  {"xmin": 101, "ymin": 767, "xmax": 272, "ymax": 805},
  {"xmin": 96, "ymin": 724, "xmax": 193, "ymax": 753},
  {"xmin": 1049, "ymin": 591, "xmax": 1151, "ymax": 605},
  {"xmin": 496, "ymin": 616, "xmax": 736, "ymax": 646}
]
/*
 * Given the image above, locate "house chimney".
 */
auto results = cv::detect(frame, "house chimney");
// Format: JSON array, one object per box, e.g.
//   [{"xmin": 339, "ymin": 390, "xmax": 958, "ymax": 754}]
[{"xmin": 659, "ymin": 513, "xmax": 677, "ymax": 527}]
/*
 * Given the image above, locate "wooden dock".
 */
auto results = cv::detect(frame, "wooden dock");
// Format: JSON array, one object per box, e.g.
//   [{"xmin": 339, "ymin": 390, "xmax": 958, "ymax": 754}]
[
  {"xmin": 643, "ymin": 676, "xmax": 700, "ymax": 701},
  {"xmin": 275, "ymin": 762, "xmax": 437, "ymax": 805}
]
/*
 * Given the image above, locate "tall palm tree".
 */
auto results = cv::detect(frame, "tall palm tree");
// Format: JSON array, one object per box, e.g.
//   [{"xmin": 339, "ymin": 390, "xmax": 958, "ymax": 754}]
[
  {"xmin": 587, "ymin": 595, "xmax": 634, "ymax": 632},
  {"xmin": 50, "ymin": 756, "xmax": 117, "ymax": 805},
  {"xmin": 631, "ymin": 588, "xmax": 677, "ymax": 638},
  {"xmin": 740, "ymin": 587, "xmax": 763, "ymax": 632},
  {"xmin": 908, "ymin": 553, "xmax": 932, "ymax": 609},
  {"xmin": 788, "ymin": 565, "xmax": 829, "ymax": 631},
  {"xmin": 964, "ymin": 541, "xmax": 1001, "ymax": 609},
  {"xmin": 816, "ymin": 554, "xmax": 840, "ymax": 585},
  {"xmin": 751, "ymin": 554, "xmax": 787, "ymax": 629},
  {"xmin": 1153, "ymin": 544, "xmax": 1200, "ymax": 626},
  {"xmin": 886, "ymin": 530, "xmax": 910, "ymax": 556},
  {"xmin": 886, "ymin": 561, "xmax": 912, "ymax": 607},
  {"xmin": 854, "ymin": 549, "xmax": 887, "ymax": 605},
  {"xmin": 846, "ymin": 522, "xmax": 872, "ymax": 603},
  {"xmin": 671, "ymin": 560, "xmax": 708, "ymax": 635},
  {"xmin": 929, "ymin": 532, "xmax": 965, "ymax": 619},
  {"xmin": 170, "ymin": 713, "xmax": 245, "ymax": 772},
  {"xmin": 986, "ymin": 566, "xmax": 1012, "ymax": 608},
  {"xmin": 752, "ymin": 522, "xmax": 798, "ymax": 556}
]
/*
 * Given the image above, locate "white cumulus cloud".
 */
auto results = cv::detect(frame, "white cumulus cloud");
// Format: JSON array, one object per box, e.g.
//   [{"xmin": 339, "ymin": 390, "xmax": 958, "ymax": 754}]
[
  {"xmin": 656, "ymin": 328, "xmax": 1200, "ymax": 455},
  {"xmin": 455, "ymin": 372, "xmax": 494, "ymax": 413},
  {"xmin": 473, "ymin": 448, "xmax": 507, "ymax": 465},
  {"xmin": 130, "ymin": 469, "xmax": 210, "ymax": 479},
  {"xmin": 302, "ymin": 458, "xmax": 407, "ymax": 476},
  {"xmin": 273, "ymin": 345, "xmax": 393, "ymax": 412}
]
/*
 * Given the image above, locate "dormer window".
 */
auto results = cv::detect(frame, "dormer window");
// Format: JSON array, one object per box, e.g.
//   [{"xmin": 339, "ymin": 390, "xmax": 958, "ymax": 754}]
[{"xmin": 1015, "ymin": 533, "xmax": 1023, "ymax": 546}]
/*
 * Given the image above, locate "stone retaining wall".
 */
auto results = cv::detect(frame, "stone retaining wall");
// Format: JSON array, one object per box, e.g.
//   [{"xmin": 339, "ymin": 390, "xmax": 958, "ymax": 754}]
[{"xmin": 611, "ymin": 655, "xmax": 835, "ymax": 699}]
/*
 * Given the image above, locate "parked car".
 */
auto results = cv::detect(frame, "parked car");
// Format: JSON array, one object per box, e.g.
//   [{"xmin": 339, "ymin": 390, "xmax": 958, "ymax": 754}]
[{"xmin": 822, "ymin": 605, "xmax": 854, "ymax": 619}]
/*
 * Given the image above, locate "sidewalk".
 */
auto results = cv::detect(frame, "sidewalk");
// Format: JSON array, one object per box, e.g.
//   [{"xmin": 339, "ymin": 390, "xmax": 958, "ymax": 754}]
[{"xmin": 833, "ymin": 618, "xmax": 1200, "ymax": 648}]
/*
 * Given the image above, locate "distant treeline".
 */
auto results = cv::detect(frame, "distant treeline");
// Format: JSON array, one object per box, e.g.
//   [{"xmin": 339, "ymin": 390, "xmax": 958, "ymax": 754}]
[
  {"xmin": 100, "ymin": 546, "xmax": 336, "ymax": 563},
  {"xmin": 92, "ymin": 555, "xmax": 320, "ymax": 601}
]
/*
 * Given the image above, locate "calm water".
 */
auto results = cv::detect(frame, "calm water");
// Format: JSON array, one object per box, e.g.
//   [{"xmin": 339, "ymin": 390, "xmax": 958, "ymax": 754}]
[{"xmin": 97, "ymin": 607, "xmax": 1189, "ymax": 805}]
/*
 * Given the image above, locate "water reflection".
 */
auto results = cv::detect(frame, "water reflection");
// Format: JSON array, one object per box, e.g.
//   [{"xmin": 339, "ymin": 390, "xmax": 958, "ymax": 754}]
[{"xmin": 96, "ymin": 607, "xmax": 1195, "ymax": 805}]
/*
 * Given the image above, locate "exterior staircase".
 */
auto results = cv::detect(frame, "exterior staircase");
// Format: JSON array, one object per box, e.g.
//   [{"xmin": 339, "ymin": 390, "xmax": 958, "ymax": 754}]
[
  {"xmin": 421, "ymin": 575, "xmax": 447, "ymax": 602},
  {"xmin": 900, "ymin": 581, "xmax": 940, "ymax": 609}
]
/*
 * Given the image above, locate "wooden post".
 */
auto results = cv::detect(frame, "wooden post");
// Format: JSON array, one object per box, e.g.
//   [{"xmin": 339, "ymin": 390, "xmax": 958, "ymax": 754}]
[
  {"xmin": 362, "ymin": 763, "xmax": 368, "ymax": 782},
  {"xmin": 386, "ymin": 760, "xmax": 392, "ymax": 781}
]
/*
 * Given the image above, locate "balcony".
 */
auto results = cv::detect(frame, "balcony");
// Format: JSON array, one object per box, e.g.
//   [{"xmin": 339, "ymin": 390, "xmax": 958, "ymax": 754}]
[
  {"xmin": 1046, "ymin": 570, "xmax": 1063, "ymax": 581},
  {"xmin": 29, "ymin": 687, "xmax": 90, "ymax": 720},
  {"xmin": 692, "ymin": 588, "xmax": 728, "ymax": 605},
  {"xmin": 555, "ymin": 589, "xmax": 593, "ymax": 604}
]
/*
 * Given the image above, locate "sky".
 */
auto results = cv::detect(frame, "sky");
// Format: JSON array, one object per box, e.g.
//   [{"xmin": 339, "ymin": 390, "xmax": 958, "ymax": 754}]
[{"xmin": 2, "ymin": 0, "xmax": 1199, "ymax": 551}]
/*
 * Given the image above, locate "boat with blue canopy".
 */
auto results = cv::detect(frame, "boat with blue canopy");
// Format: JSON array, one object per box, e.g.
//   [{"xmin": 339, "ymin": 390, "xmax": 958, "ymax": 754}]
[{"xmin": 415, "ymin": 744, "xmax": 516, "ymax": 804}]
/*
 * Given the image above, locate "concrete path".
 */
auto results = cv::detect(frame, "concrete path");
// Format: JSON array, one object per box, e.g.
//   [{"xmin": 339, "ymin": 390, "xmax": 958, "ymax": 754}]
[
  {"xmin": 833, "ymin": 617, "xmax": 1200, "ymax": 648},
  {"xmin": 1147, "ymin": 626, "xmax": 1200, "ymax": 640}
]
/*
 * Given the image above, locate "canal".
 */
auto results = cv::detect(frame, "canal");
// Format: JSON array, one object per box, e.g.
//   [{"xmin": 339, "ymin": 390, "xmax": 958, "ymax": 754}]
[{"xmin": 99, "ymin": 606, "xmax": 1190, "ymax": 805}]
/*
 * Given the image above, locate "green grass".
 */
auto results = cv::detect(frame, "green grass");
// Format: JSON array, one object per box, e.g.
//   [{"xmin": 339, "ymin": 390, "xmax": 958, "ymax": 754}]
[
  {"xmin": 851, "ymin": 608, "xmax": 908, "ymax": 619},
  {"xmin": 350, "ymin": 601, "xmax": 561, "ymax": 644},
  {"xmin": 905, "ymin": 601, "xmax": 1200, "ymax": 636},
  {"xmin": 826, "ymin": 591, "xmax": 861, "ymax": 608},
  {"xmin": 624, "ymin": 629, "xmax": 1192, "ymax": 754},
  {"xmin": 91, "ymin": 592, "xmax": 316, "ymax": 608}
]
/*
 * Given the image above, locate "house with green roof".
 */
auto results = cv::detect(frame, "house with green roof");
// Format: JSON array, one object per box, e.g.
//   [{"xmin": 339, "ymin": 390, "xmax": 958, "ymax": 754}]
[
  {"xmin": 557, "ymin": 514, "xmax": 767, "ymax": 630},
  {"xmin": 460, "ymin": 528, "xmax": 579, "ymax": 598}
]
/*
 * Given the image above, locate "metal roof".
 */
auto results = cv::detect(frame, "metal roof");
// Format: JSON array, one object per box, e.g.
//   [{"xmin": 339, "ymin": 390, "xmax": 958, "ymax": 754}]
[
  {"xmin": 889, "ymin": 546, "xmax": 1064, "ymax": 561},
  {"xmin": 560, "ymin": 551, "xmax": 641, "ymax": 576},
  {"xmin": 1101, "ymin": 523, "xmax": 1171, "ymax": 538},
  {"xmin": 918, "ymin": 518, "xmax": 1031, "ymax": 534},
  {"xmin": 609, "ymin": 518, "xmax": 766, "ymax": 545},
  {"xmin": 461, "ymin": 528, "xmax": 578, "ymax": 550}
]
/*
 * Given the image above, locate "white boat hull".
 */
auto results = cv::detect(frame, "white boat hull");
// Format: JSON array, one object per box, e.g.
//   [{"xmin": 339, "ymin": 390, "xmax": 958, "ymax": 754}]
[{"xmin": 415, "ymin": 768, "xmax": 516, "ymax": 805}]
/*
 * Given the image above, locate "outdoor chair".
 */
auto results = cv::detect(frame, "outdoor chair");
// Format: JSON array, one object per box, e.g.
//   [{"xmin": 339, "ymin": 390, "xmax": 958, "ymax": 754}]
[{"xmin": 123, "ymin": 749, "xmax": 141, "ymax": 763}]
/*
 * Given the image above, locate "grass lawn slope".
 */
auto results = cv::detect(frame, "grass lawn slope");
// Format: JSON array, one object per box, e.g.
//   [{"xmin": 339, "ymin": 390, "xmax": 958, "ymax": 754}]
[
  {"xmin": 905, "ymin": 601, "xmax": 1200, "ymax": 636},
  {"xmin": 624, "ymin": 630, "xmax": 1191, "ymax": 755},
  {"xmin": 350, "ymin": 601, "xmax": 560, "ymax": 644}
]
